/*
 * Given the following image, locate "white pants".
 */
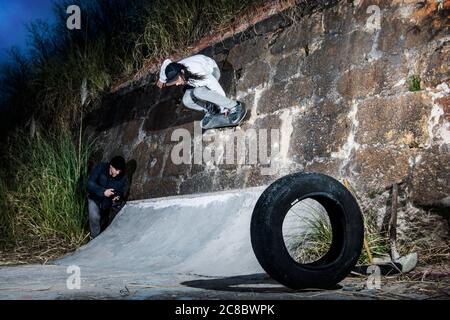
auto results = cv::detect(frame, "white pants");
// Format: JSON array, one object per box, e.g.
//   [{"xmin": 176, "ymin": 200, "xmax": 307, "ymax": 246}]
[{"xmin": 182, "ymin": 67, "xmax": 236, "ymax": 114}]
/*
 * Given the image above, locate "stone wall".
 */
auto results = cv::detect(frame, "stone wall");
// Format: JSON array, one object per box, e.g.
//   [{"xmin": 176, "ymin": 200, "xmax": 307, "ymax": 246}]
[{"xmin": 86, "ymin": 0, "xmax": 449, "ymax": 231}]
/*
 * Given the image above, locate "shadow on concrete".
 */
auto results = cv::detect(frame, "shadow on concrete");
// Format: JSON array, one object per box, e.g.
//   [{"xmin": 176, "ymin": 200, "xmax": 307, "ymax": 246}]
[{"xmin": 181, "ymin": 273, "xmax": 340, "ymax": 293}]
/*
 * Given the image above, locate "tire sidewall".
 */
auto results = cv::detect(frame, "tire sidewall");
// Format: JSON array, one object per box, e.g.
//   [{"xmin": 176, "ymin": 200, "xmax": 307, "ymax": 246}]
[{"xmin": 250, "ymin": 172, "xmax": 364, "ymax": 289}]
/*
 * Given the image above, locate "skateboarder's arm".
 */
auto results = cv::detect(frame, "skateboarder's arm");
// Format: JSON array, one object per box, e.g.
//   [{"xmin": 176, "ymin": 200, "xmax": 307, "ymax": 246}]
[
  {"xmin": 156, "ymin": 59, "xmax": 172, "ymax": 88},
  {"xmin": 87, "ymin": 164, "xmax": 106, "ymax": 197}
]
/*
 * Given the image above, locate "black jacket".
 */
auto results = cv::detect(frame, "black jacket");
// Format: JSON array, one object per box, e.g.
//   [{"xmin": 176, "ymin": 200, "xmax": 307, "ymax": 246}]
[{"xmin": 87, "ymin": 162, "xmax": 128, "ymax": 209}]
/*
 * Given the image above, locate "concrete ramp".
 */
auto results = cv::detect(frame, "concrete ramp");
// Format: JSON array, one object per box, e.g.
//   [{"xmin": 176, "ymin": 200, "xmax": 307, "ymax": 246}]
[
  {"xmin": 0, "ymin": 186, "xmax": 403, "ymax": 299},
  {"xmin": 0, "ymin": 187, "xmax": 277, "ymax": 299},
  {"xmin": 57, "ymin": 187, "xmax": 266, "ymax": 276}
]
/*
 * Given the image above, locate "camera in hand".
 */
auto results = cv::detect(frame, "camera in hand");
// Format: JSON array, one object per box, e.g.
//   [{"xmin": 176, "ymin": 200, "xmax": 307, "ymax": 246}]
[
  {"xmin": 111, "ymin": 191, "xmax": 121, "ymax": 202},
  {"xmin": 99, "ymin": 190, "xmax": 124, "ymax": 210}
]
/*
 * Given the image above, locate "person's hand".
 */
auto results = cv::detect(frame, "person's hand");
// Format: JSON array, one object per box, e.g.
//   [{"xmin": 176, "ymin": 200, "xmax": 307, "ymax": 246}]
[
  {"xmin": 104, "ymin": 189, "xmax": 115, "ymax": 197},
  {"xmin": 156, "ymin": 80, "xmax": 165, "ymax": 89},
  {"xmin": 112, "ymin": 196, "xmax": 120, "ymax": 202}
]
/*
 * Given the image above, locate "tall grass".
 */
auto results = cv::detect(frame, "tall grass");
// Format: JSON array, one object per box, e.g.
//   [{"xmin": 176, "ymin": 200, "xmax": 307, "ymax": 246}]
[
  {"xmin": 0, "ymin": 129, "xmax": 92, "ymax": 247},
  {"xmin": 31, "ymin": 40, "xmax": 112, "ymax": 128},
  {"xmin": 287, "ymin": 208, "xmax": 333, "ymax": 264},
  {"xmin": 287, "ymin": 202, "xmax": 390, "ymax": 265},
  {"xmin": 135, "ymin": 0, "xmax": 261, "ymax": 61},
  {"xmin": 0, "ymin": 178, "xmax": 13, "ymax": 245}
]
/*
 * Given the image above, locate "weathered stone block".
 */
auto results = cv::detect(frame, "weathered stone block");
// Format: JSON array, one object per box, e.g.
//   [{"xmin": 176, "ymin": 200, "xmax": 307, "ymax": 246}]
[
  {"xmin": 163, "ymin": 155, "xmax": 190, "ymax": 178},
  {"xmin": 355, "ymin": 93, "xmax": 431, "ymax": 146},
  {"xmin": 257, "ymin": 77, "xmax": 312, "ymax": 114},
  {"xmin": 236, "ymin": 60, "xmax": 271, "ymax": 92},
  {"xmin": 246, "ymin": 113, "xmax": 282, "ymax": 131},
  {"xmin": 179, "ymin": 172, "xmax": 214, "ymax": 195},
  {"xmin": 337, "ymin": 57, "xmax": 407, "ymax": 99},
  {"xmin": 211, "ymin": 169, "xmax": 247, "ymax": 191},
  {"xmin": 301, "ymin": 31, "xmax": 373, "ymax": 77},
  {"xmin": 303, "ymin": 158, "xmax": 341, "ymax": 178},
  {"xmin": 257, "ymin": 81, "xmax": 289, "ymax": 114},
  {"xmin": 244, "ymin": 165, "xmax": 278, "ymax": 188},
  {"xmin": 403, "ymin": 4, "xmax": 449, "ymax": 50},
  {"xmin": 270, "ymin": 13, "xmax": 323, "ymax": 55},
  {"xmin": 352, "ymin": 147, "xmax": 413, "ymax": 190},
  {"xmin": 422, "ymin": 43, "xmax": 450, "ymax": 88},
  {"xmin": 287, "ymin": 76, "xmax": 314, "ymax": 102},
  {"xmin": 410, "ymin": 146, "xmax": 450, "ymax": 208},
  {"xmin": 143, "ymin": 99, "xmax": 182, "ymax": 133},
  {"xmin": 322, "ymin": 3, "xmax": 354, "ymax": 34},
  {"xmin": 227, "ymin": 36, "xmax": 270, "ymax": 70},
  {"xmin": 141, "ymin": 178, "xmax": 178, "ymax": 198},
  {"xmin": 270, "ymin": 25, "xmax": 309, "ymax": 56},
  {"xmin": 253, "ymin": 11, "xmax": 292, "ymax": 35},
  {"xmin": 129, "ymin": 140, "xmax": 164, "ymax": 180},
  {"xmin": 377, "ymin": 15, "xmax": 406, "ymax": 55},
  {"xmin": 124, "ymin": 86, "xmax": 160, "ymax": 117},
  {"xmin": 291, "ymin": 99, "xmax": 350, "ymax": 161},
  {"xmin": 120, "ymin": 120, "xmax": 142, "ymax": 146},
  {"xmin": 435, "ymin": 96, "xmax": 450, "ymax": 121},
  {"xmin": 216, "ymin": 59, "xmax": 236, "ymax": 97},
  {"xmin": 273, "ymin": 52, "xmax": 304, "ymax": 82}
]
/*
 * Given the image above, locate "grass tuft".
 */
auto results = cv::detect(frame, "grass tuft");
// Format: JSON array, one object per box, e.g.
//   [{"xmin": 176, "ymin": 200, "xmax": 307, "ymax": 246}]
[
  {"xmin": 287, "ymin": 201, "xmax": 390, "ymax": 265},
  {"xmin": 408, "ymin": 74, "xmax": 421, "ymax": 92}
]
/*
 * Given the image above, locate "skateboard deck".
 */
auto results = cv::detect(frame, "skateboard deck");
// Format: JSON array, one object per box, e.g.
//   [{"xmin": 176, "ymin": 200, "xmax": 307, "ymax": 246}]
[{"xmin": 200, "ymin": 103, "xmax": 247, "ymax": 130}]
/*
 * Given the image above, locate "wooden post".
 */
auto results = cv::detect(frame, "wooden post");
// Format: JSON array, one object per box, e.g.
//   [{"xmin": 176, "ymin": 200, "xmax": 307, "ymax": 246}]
[{"xmin": 389, "ymin": 182, "xmax": 400, "ymax": 260}]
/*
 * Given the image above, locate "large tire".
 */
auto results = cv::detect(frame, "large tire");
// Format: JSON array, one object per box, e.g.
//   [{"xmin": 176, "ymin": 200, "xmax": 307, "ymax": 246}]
[{"xmin": 250, "ymin": 172, "xmax": 364, "ymax": 289}]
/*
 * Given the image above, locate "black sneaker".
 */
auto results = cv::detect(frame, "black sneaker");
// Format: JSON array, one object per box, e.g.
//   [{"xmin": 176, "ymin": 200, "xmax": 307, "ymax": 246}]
[
  {"xmin": 200, "ymin": 102, "xmax": 246, "ymax": 129},
  {"xmin": 201, "ymin": 112, "xmax": 214, "ymax": 127},
  {"xmin": 227, "ymin": 102, "xmax": 246, "ymax": 124},
  {"xmin": 205, "ymin": 102, "xmax": 220, "ymax": 115},
  {"xmin": 201, "ymin": 103, "xmax": 219, "ymax": 127}
]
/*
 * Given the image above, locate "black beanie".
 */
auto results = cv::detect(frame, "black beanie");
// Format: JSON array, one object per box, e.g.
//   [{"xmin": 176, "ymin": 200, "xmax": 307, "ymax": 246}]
[{"xmin": 109, "ymin": 156, "xmax": 126, "ymax": 172}]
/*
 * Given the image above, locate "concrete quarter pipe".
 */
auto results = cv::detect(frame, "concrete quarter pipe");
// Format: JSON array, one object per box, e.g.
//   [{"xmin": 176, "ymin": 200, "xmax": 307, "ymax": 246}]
[{"xmin": 0, "ymin": 172, "xmax": 365, "ymax": 299}]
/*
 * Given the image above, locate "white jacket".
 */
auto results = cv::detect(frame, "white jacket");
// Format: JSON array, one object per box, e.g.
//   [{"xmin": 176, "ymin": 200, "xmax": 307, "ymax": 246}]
[{"xmin": 159, "ymin": 54, "xmax": 226, "ymax": 96}]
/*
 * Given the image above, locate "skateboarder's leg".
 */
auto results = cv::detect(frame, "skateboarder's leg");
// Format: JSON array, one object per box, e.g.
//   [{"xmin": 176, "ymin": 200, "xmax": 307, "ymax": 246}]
[
  {"xmin": 212, "ymin": 67, "xmax": 221, "ymax": 81},
  {"xmin": 193, "ymin": 85, "xmax": 236, "ymax": 114},
  {"xmin": 182, "ymin": 88, "xmax": 220, "ymax": 128},
  {"xmin": 182, "ymin": 89, "xmax": 208, "ymax": 113}
]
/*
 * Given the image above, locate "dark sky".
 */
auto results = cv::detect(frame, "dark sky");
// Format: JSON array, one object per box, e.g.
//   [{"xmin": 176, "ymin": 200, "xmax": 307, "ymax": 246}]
[{"xmin": 0, "ymin": 0, "xmax": 55, "ymax": 62}]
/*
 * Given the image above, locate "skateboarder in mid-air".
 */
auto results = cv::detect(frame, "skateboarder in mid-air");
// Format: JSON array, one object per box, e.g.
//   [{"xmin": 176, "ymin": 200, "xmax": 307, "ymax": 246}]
[{"xmin": 156, "ymin": 54, "xmax": 246, "ymax": 130}]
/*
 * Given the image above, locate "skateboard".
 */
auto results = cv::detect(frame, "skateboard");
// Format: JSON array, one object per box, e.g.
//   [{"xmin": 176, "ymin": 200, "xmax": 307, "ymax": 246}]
[{"xmin": 200, "ymin": 103, "xmax": 247, "ymax": 130}]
